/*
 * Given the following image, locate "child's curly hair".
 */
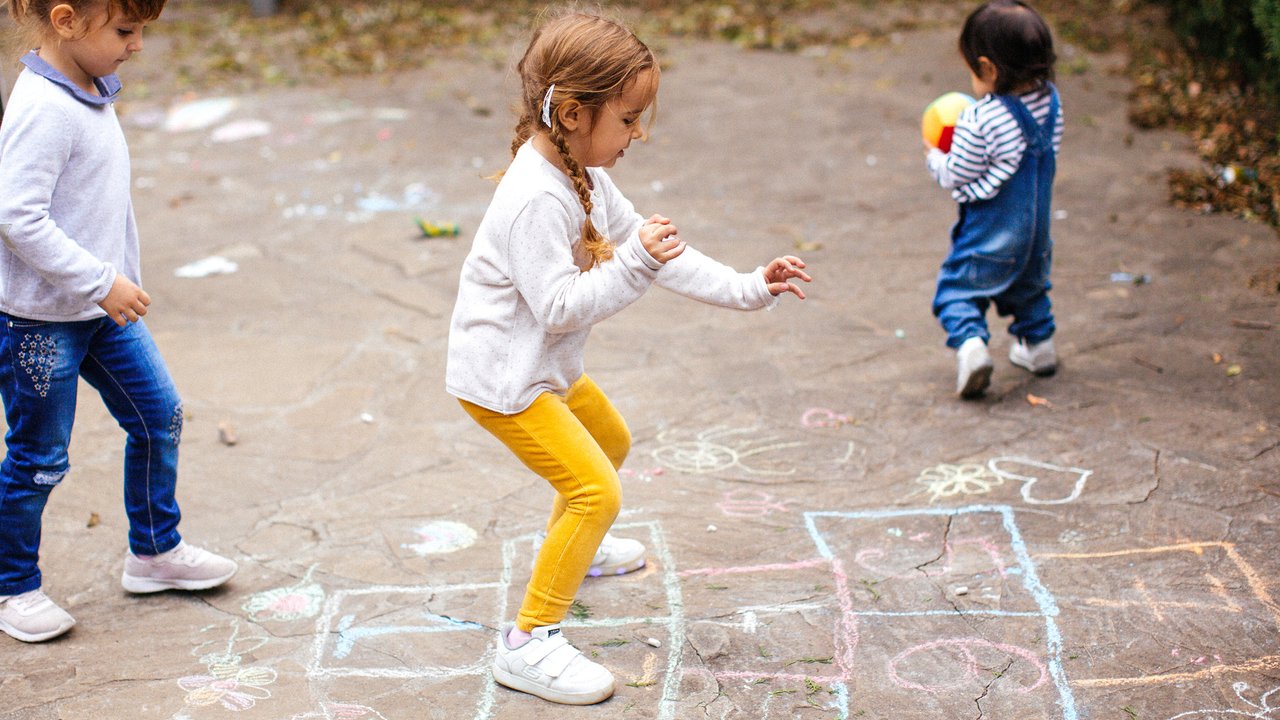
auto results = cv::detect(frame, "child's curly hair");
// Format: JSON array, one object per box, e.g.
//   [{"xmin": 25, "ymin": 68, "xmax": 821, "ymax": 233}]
[
  {"xmin": 960, "ymin": 0, "xmax": 1056, "ymax": 95},
  {"xmin": 509, "ymin": 10, "xmax": 658, "ymax": 270}
]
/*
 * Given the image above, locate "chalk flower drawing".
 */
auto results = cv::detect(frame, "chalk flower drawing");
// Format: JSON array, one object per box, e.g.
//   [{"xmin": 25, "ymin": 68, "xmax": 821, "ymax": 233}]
[
  {"xmin": 243, "ymin": 565, "xmax": 324, "ymax": 622},
  {"xmin": 178, "ymin": 666, "xmax": 278, "ymax": 711},
  {"xmin": 651, "ymin": 426, "xmax": 809, "ymax": 476},
  {"xmin": 1167, "ymin": 682, "xmax": 1280, "ymax": 718},
  {"xmin": 916, "ymin": 463, "xmax": 1004, "ymax": 502},
  {"xmin": 179, "ymin": 621, "xmax": 278, "ymax": 712},
  {"xmin": 402, "ymin": 520, "xmax": 477, "ymax": 555}
]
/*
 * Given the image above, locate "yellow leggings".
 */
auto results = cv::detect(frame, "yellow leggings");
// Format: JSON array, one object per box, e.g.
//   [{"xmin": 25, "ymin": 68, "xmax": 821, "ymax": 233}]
[{"xmin": 459, "ymin": 374, "xmax": 629, "ymax": 632}]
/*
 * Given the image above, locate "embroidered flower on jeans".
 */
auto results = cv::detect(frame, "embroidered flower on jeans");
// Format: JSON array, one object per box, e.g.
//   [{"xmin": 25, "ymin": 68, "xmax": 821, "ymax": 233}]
[{"xmin": 17, "ymin": 333, "xmax": 56, "ymax": 397}]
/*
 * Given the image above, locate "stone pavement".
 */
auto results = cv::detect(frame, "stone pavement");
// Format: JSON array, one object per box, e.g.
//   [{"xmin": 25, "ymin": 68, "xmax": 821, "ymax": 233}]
[{"xmin": 2, "ymin": 16, "xmax": 1278, "ymax": 720}]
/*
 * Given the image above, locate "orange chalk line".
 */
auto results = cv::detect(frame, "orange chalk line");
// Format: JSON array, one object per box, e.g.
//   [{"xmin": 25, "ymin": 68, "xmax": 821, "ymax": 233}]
[
  {"xmin": 1036, "ymin": 542, "xmax": 1280, "ymax": 628},
  {"xmin": 1039, "ymin": 543, "xmax": 1280, "ymax": 690},
  {"xmin": 1073, "ymin": 655, "xmax": 1280, "ymax": 689}
]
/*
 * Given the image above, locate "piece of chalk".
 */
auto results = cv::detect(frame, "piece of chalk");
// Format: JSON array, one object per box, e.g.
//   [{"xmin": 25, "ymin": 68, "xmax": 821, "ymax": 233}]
[{"xmin": 645, "ymin": 637, "xmax": 662, "ymax": 648}]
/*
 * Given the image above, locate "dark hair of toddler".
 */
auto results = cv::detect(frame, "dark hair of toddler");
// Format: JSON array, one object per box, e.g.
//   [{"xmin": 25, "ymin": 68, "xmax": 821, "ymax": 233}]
[{"xmin": 959, "ymin": 0, "xmax": 1056, "ymax": 94}]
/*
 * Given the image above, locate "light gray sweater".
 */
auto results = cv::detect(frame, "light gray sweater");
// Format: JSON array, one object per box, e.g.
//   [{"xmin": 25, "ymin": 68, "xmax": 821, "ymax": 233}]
[
  {"xmin": 0, "ymin": 52, "xmax": 138, "ymax": 322},
  {"xmin": 446, "ymin": 141, "xmax": 776, "ymax": 414}
]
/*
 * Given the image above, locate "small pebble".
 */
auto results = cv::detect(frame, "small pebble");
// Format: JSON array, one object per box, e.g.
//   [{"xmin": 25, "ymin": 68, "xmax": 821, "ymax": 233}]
[
  {"xmin": 360, "ymin": 412, "xmax": 375, "ymax": 423},
  {"xmin": 707, "ymin": 524, "xmax": 717, "ymax": 532},
  {"xmin": 955, "ymin": 586, "xmax": 969, "ymax": 596},
  {"xmin": 645, "ymin": 637, "xmax": 662, "ymax": 648}
]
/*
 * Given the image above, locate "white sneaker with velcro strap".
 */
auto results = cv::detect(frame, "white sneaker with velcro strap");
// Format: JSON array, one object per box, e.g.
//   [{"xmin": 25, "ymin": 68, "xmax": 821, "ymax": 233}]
[{"xmin": 493, "ymin": 624, "xmax": 615, "ymax": 705}]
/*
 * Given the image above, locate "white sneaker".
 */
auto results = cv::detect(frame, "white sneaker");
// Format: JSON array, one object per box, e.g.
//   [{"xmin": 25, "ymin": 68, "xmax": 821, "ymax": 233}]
[
  {"xmin": 587, "ymin": 533, "xmax": 646, "ymax": 577},
  {"xmin": 0, "ymin": 589, "xmax": 75, "ymax": 642},
  {"xmin": 121, "ymin": 541, "xmax": 238, "ymax": 593},
  {"xmin": 1010, "ymin": 337, "xmax": 1058, "ymax": 376},
  {"xmin": 534, "ymin": 532, "xmax": 647, "ymax": 577},
  {"xmin": 493, "ymin": 624, "xmax": 615, "ymax": 705},
  {"xmin": 956, "ymin": 336, "xmax": 993, "ymax": 398}
]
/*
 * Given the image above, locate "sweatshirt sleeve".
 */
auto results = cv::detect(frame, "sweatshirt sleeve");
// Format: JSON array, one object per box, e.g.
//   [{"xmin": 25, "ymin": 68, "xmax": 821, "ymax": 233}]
[
  {"xmin": 653, "ymin": 243, "xmax": 777, "ymax": 311},
  {"xmin": 0, "ymin": 99, "xmax": 116, "ymax": 304},
  {"xmin": 506, "ymin": 191, "xmax": 661, "ymax": 334}
]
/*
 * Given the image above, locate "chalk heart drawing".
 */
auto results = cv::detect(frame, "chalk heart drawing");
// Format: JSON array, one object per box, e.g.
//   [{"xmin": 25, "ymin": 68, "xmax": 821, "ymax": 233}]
[
  {"xmin": 887, "ymin": 637, "xmax": 1048, "ymax": 695},
  {"xmin": 243, "ymin": 565, "xmax": 324, "ymax": 622},
  {"xmin": 178, "ymin": 620, "xmax": 278, "ymax": 712},
  {"xmin": 987, "ymin": 456, "xmax": 1093, "ymax": 505},
  {"xmin": 402, "ymin": 520, "xmax": 477, "ymax": 555},
  {"xmin": 1167, "ymin": 682, "xmax": 1280, "ymax": 718}
]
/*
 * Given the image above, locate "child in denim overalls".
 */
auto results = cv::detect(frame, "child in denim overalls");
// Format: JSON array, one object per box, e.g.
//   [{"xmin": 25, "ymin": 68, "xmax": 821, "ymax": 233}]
[
  {"xmin": 0, "ymin": 0, "xmax": 237, "ymax": 643},
  {"xmin": 926, "ymin": 0, "xmax": 1063, "ymax": 398}
]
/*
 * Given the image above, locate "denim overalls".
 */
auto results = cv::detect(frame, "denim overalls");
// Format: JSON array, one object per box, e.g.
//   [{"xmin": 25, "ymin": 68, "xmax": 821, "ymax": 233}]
[{"xmin": 933, "ymin": 85, "xmax": 1059, "ymax": 349}]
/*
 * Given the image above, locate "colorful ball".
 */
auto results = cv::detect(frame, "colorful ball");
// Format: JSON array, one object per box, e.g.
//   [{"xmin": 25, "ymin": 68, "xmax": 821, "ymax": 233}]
[{"xmin": 921, "ymin": 92, "xmax": 975, "ymax": 153}]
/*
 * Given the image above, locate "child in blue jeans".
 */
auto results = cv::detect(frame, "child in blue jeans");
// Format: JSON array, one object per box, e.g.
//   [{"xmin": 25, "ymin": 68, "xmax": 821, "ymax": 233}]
[
  {"xmin": 926, "ymin": 0, "xmax": 1063, "ymax": 398},
  {"xmin": 0, "ymin": 0, "xmax": 237, "ymax": 643}
]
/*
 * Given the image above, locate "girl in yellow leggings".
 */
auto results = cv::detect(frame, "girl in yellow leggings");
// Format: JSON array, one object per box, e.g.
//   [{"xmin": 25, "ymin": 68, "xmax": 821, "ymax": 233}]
[{"xmin": 445, "ymin": 10, "xmax": 811, "ymax": 706}]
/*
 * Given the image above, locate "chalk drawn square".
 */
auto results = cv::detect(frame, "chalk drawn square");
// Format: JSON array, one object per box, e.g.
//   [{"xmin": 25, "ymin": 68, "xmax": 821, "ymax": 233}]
[
  {"xmin": 808, "ymin": 508, "xmax": 1042, "ymax": 614},
  {"xmin": 850, "ymin": 613, "xmax": 1063, "ymax": 718},
  {"xmin": 1034, "ymin": 542, "xmax": 1280, "ymax": 696},
  {"xmin": 678, "ymin": 562, "xmax": 844, "ymax": 682},
  {"xmin": 805, "ymin": 506, "xmax": 1079, "ymax": 720},
  {"xmin": 309, "ymin": 584, "xmax": 496, "ymax": 680}
]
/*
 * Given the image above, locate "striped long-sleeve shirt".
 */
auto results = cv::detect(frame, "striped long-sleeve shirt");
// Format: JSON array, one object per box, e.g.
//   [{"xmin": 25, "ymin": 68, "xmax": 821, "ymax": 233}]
[{"xmin": 926, "ymin": 87, "xmax": 1063, "ymax": 203}]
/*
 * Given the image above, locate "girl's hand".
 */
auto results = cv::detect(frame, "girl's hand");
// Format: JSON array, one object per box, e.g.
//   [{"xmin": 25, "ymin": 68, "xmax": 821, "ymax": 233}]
[
  {"xmin": 763, "ymin": 255, "xmax": 811, "ymax": 299},
  {"xmin": 98, "ymin": 274, "xmax": 151, "ymax": 326},
  {"xmin": 640, "ymin": 213, "xmax": 685, "ymax": 264}
]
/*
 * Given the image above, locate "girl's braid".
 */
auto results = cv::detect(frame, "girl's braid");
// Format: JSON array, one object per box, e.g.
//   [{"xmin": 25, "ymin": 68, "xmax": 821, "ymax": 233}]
[{"xmin": 549, "ymin": 126, "xmax": 613, "ymax": 269}]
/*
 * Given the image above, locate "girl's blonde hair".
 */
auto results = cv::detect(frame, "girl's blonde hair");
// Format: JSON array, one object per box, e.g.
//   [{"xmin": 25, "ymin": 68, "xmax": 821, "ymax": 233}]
[
  {"xmin": 511, "ymin": 10, "xmax": 657, "ymax": 270},
  {"xmin": 6, "ymin": 0, "xmax": 165, "ymax": 52}
]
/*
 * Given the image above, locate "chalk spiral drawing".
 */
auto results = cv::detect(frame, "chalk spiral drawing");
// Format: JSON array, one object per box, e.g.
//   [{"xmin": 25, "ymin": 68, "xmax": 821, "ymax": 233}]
[
  {"xmin": 402, "ymin": 520, "xmax": 477, "ymax": 555},
  {"xmin": 1166, "ymin": 682, "xmax": 1280, "ymax": 718},
  {"xmin": 650, "ymin": 425, "xmax": 852, "ymax": 476},
  {"xmin": 887, "ymin": 637, "xmax": 1048, "ymax": 695},
  {"xmin": 177, "ymin": 620, "xmax": 278, "ymax": 712},
  {"xmin": 242, "ymin": 564, "xmax": 324, "ymax": 622},
  {"xmin": 911, "ymin": 457, "xmax": 1094, "ymax": 505}
]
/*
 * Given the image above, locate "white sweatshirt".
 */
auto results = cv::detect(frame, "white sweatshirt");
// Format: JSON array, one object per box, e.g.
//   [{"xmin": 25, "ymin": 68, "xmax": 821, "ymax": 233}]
[
  {"xmin": 0, "ymin": 52, "xmax": 138, "ymax": 321},
  {"xmin": 446, "ymin": 141, "xmax": 776, "ymax": 414}
]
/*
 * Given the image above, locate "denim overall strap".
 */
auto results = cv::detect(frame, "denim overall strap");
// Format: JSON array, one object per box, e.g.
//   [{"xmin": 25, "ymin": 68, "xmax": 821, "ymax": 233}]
[{"xmin": 932, "ymin": 85, "xmax": 1060, "ymax": 348}]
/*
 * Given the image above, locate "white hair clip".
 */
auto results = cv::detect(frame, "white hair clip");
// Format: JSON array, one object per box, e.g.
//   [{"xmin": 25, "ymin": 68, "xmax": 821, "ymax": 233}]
[{"xmin": 541, "ymin": 83, "xmax": 556, "ymax": 128}]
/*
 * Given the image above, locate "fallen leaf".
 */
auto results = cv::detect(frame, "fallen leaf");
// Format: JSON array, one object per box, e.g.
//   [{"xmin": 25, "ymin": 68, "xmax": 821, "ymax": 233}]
[
  {"xmin": 1226, "ymin": 364, "xmax": 1242, "ymax": 377},
  {"xmin": 1026, "ymin": 393, "xmax": 1053, "ymax": 408},
  {"xmin": 218, "ymin": 420, "xmax": 239, "ymax": 446},
  {"xmin": 1211, "ymin": 352, "xmax": 1223, "ymax": 364},
  {"xmin": 87, "ymin": 512, "xmax": 100, "ymax": 528}
]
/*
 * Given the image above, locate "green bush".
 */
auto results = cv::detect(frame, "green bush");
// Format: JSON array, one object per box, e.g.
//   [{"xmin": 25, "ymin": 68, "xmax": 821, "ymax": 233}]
[{"xmin": 1156, "ymin": 0, "xmax": 1280, "ymax": 94}]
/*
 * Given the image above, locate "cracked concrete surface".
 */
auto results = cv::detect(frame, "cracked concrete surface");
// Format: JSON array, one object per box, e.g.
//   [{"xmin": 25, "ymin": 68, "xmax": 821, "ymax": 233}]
[{"xmin": 2, "ymin": 16, "xmax": 1279, "ymax": 720}]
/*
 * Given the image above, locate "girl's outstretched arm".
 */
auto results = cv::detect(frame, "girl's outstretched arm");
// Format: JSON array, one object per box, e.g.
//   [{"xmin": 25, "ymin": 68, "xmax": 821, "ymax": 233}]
[{"xmin": 762, "ymin": 256, "xmax": 811, "ymax": 299}]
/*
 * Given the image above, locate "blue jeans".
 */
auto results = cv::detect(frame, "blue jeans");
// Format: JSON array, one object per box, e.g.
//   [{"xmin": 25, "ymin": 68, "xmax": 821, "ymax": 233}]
[{"xmin": 0, "ymin": 314, "xmax": 184, "ymax": 595}]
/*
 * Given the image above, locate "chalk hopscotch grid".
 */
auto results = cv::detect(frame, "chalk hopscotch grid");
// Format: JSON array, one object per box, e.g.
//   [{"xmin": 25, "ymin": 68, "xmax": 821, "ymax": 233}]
[
  {"xmin": 804, "ymin": 504, "xmax": 1081, "ymax": 720},
  {"xmin": 307, "ymin": 509, "xmax": 1077, "ymax": 719},
  {"xmin": 306, "ymin": 520, "xmax": 687, "ymax": 720}
]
